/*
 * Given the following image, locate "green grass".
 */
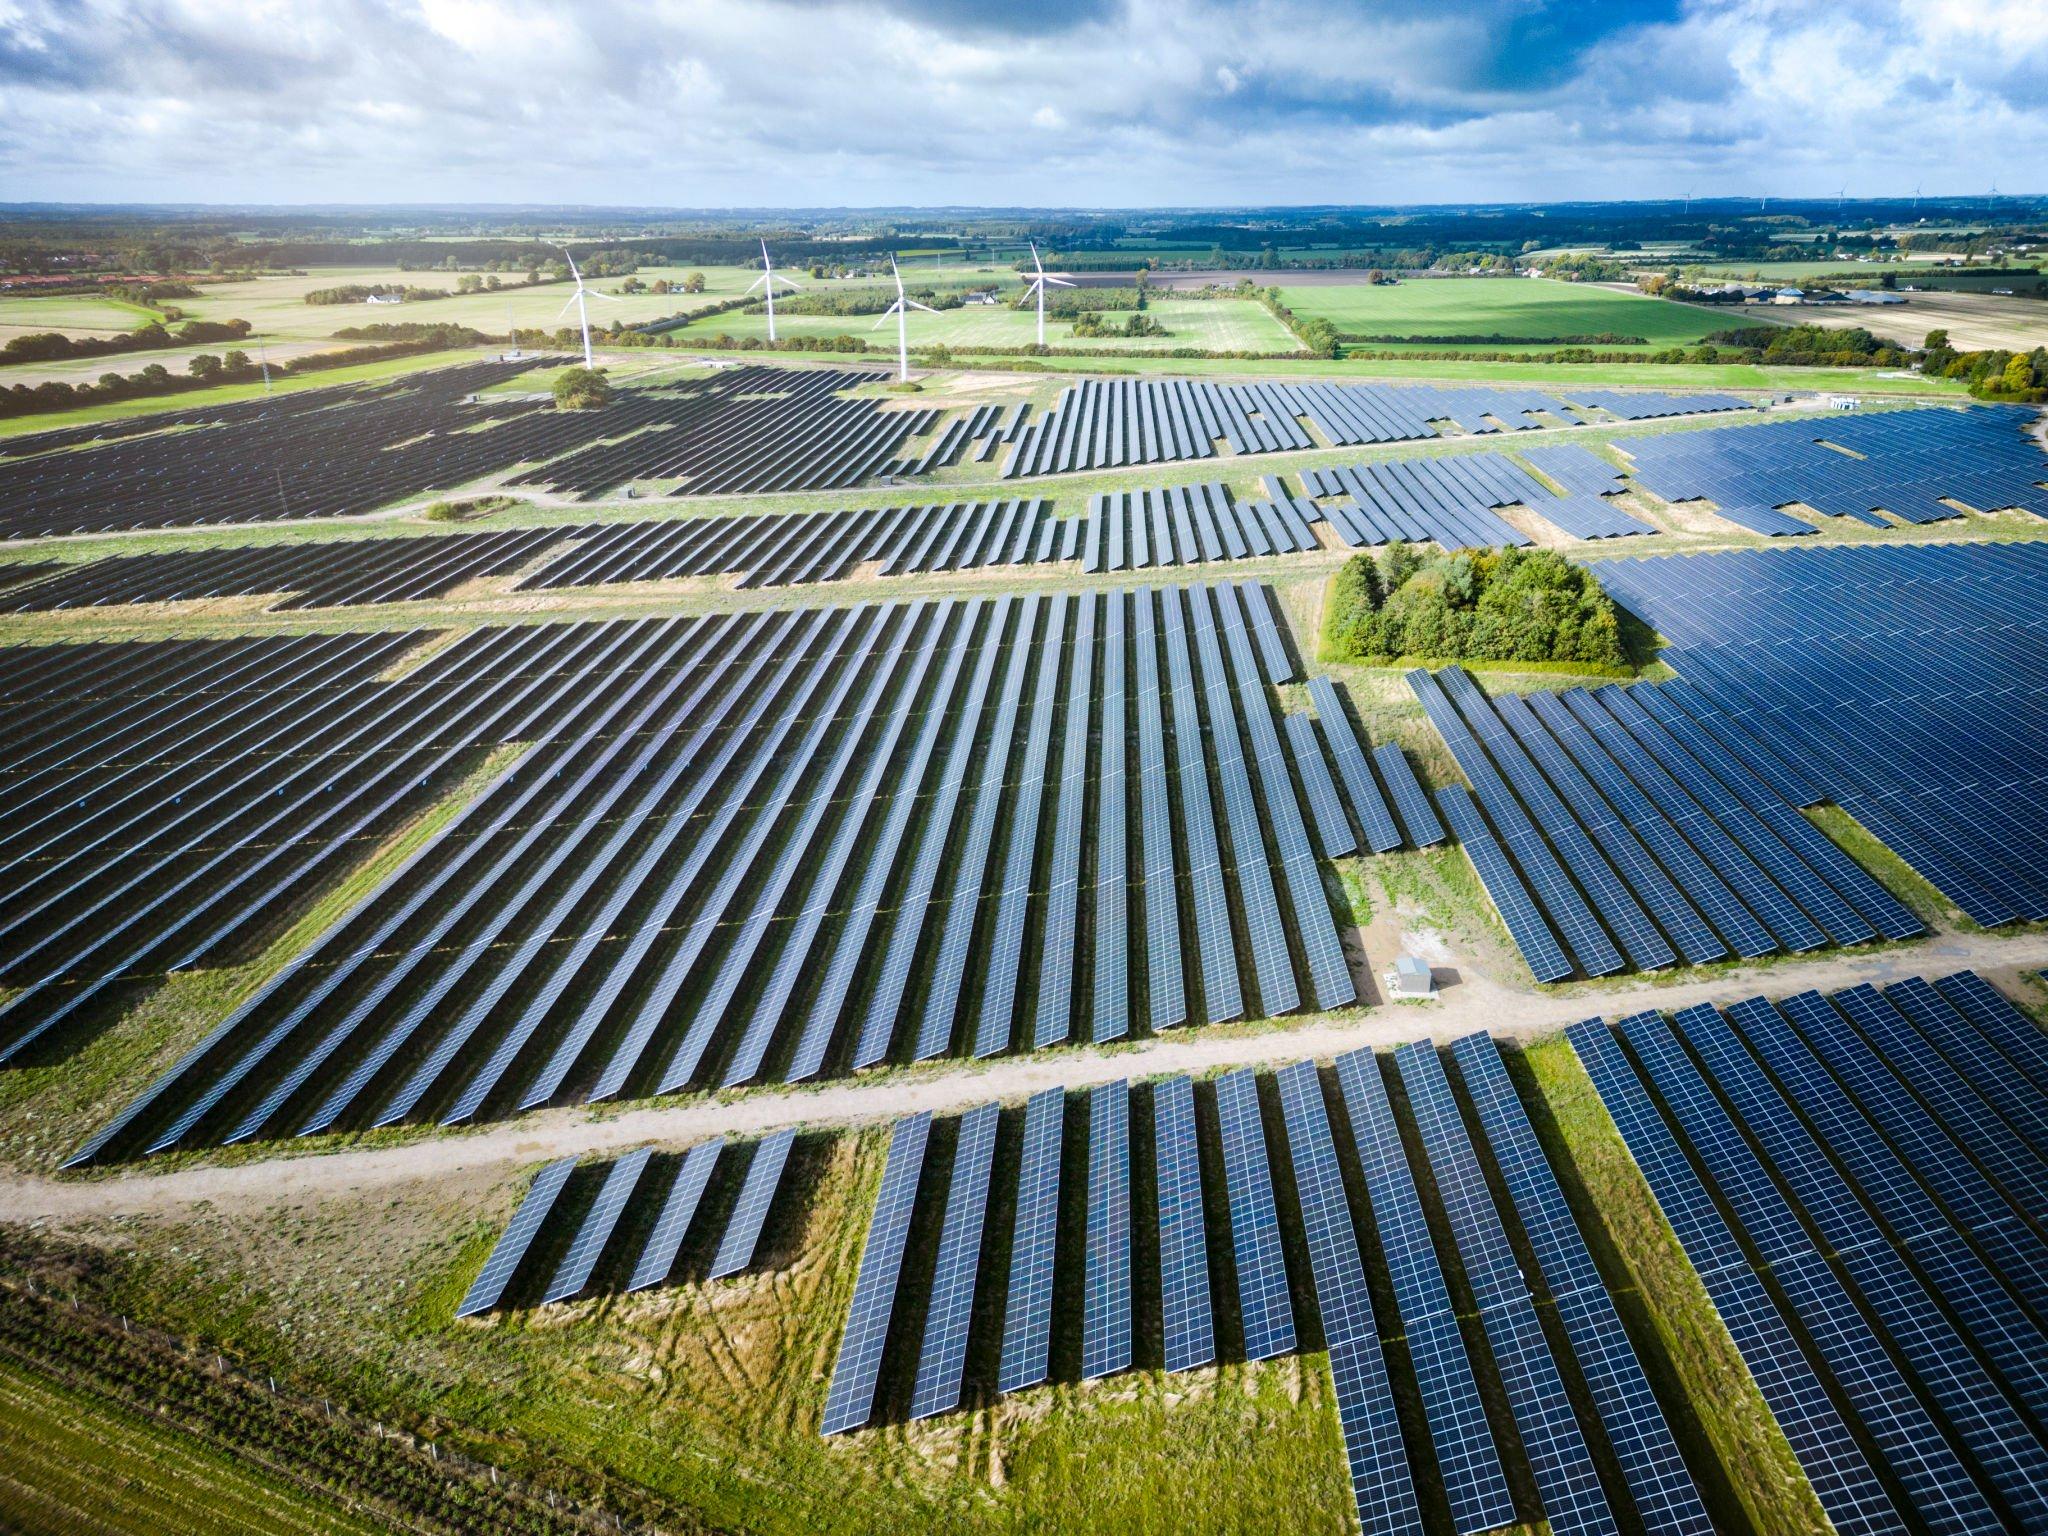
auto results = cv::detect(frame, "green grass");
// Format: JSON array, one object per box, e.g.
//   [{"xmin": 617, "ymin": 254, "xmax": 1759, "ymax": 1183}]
[
  {"xmin": 0, "ymin": 293, "xmax": 162, "ymax": 339},
  {"xmin": 672, "ymin": 296, "xmax": 1302, "ymax": 353},
  {"xmin": 0, "ymin": 1359, "xmax": 389, "ymax": 1536},
  {"xmin": 1276, "ymin": 277, "xmax": 1734, "ymax": 352}
]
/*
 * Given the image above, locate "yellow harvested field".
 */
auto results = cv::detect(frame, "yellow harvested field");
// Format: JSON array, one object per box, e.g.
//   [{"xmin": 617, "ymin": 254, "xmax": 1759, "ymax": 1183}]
[{"xmin": 1794, "ymin": 290, "xmax": 2048, "ymax": 353}]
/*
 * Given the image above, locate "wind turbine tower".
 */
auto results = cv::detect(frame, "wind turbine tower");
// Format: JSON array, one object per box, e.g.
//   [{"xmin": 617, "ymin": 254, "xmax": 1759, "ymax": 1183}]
[
  {"xmin": 747, "ymin": 241, "xmax": 803, "ymax": 343},
  {"xmin": 872, "ymin": 255, "xmax": 938, "ymax": 382},
  {"xmin": 1023, "ymin": 241, "xmax": 1076, "ymax": 348},
  {"xmin": 548, "ymin": 241, "xmax": 619, "ymax": 369}
]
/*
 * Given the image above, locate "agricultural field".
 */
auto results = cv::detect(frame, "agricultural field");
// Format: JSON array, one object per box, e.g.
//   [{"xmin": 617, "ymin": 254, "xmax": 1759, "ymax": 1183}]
[
  {"xmin": 1782, "ymin": 288, "xmax": 2048, "ymax": 353},
  {"xmin": 670, "ymin": 295, "xmax": 1302, "ymax": 353},
  {"xmin": 1275, "ymin": 277, "xmax": 1738, "ymax": 352},
  {"xmin": 0, "ymin": 292, "xmax": 162, "ymax": 342}
]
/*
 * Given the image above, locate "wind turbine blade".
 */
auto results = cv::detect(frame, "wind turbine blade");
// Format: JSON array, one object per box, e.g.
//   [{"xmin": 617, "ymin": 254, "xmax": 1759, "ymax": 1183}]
[
  {"xmin": 871, "ymin": 306, "xmax": 900, "ymax": 330},
  {"xmin": 908, "ymin": 300, "xmax": 940, "ymax": 314},
  {"xmin": 586, "ymin": 289, "xmax": 622, "ymax": 303},
  {"xmin": 745, "ymin": 275, "xmax": 766, "ymax": 293},
  {"xmin": 1048, "ymin": 276, "xmax": 1077, "ymax": 287},
  {"xmin": 557, "ymin": 295, "xmax": 580, "ymax": 319}
]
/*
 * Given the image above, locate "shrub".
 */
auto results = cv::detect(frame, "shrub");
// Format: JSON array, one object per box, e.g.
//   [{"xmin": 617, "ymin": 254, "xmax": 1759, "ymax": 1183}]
[{"xmin": 551, "ymin": 366, "xmax": 613, "ymax": 410}]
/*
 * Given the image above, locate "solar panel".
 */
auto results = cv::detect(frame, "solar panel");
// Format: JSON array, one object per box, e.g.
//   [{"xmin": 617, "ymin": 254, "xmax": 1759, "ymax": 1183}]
[
  {"xmin": 543, "ymin": 1146, "xmax": 654, "ymax": 1305},
  {"xmin": 628, "ymin": 1139, "xmax": 724, "ymax": 1292},
  {"xmin": 1374, "ymin": 741, "xmax": 1443, "ymax": 847},
  {"xmin": 1273, "ymin": 1061, "xmax": 1422, "ymax": 1536},
  {"xmin": 1153, "ymin": 1076, "xmax": 1216, "ymax": 1374},
  {"xmin": 1716, "ymin": 997, "xmax": 2048, "ymax": 1435},
  {"xmin": 1932, "ymin": 971, "xmax": 2048, "ymax": 1099},
  {"xmin": 1287, "ymin": 711, "xmax": 1358, "ymax": 858},
  {"xmin": 1214, "ymin": 1067, "xmax": 1296, "ymax": 1360},
  {"xmin": 1333, "ymin": 1048, "xmax": 1514, "ymax": 1536},
  {"xmin": 1451, "ymin": 1034, "xmax": 1712, "ymax": 1536},
  {"xmin": 1158, "ymin": 583, "xmax": 1240, "ymax": 1025},
  {"xmin": 821, "ymin": 1112, "xmax": 932, "ymax": 1436},
  {"xmin": 1617, "ymin": 1011, "xmax": 2004, "ymax": 1536},
  {"xmin": 1093, "ymin": 592, "xmax": 1131, "ymax": 1040},
  {"xmin": 1436, "ymin": 785, "xmax": 1574, "ymax": 983},
  {"xmin": 1132, "ymin": 590, "xmax": 1187, "ymax": 1030},
  {"xmin": 1885, "ymin": 978, "xmax": 2048, "ymax": 1160},
  {"xmin": 910, "ymin": 1102, "xmax": 1000, "ymax": 1420},
  {"xmin": 1082, "ymin": 1081, "xmax": 1133, "ymax": 1381},
  {"xmin": 999, "ymin": 1087, "xmax": 1065, "ymax": 1394},
  {"xmin": 1566, "ymin": 1019, "xmax": 1910, "ymax": 1536},
  {"xmin": 1033, "ymin": 594, "xmax": 1095, "ymax": 1049},
  {"xmin": 457, "ymin": 1156, "xmax": 577, "ymax": 1318},
  {"xmin": 1395, "ymin": 1041, "xmax": 1617, "ymax": 1536},
  {"xmin": 1308, "ymin": 677, "xmax": 1402, "ymax": 853},
  {"xmin": 709, "ymin": 1129, "xmax": 798, "ymax": 1280}
]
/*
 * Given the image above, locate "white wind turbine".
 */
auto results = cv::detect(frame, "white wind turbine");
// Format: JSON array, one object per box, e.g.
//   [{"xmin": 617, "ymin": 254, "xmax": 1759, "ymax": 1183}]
[
  {"xmin": 1022, "ymin": 241, "xmax": 1076, "ymax": 347},
  {"xmin": 746, "ymin": 240, "xmax": 802, "ymax": 342},
  {"xmin": 548, "ymin": 241, "xmax": 619, "ymax": 368},
  {"xmin": 872, "ymin": 255, "xmax": 937, "ymax": 381}
]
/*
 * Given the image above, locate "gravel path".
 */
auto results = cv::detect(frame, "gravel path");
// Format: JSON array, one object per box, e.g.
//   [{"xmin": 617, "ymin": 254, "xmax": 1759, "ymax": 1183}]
[{"xmin": 5, "ymin": 926, "xmax": 2043, "ymax": 1228}]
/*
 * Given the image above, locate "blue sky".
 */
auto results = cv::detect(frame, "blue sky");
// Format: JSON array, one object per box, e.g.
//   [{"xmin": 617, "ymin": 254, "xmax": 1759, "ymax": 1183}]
[{"xmin": 0, "ymin": 0, "xmax": 2038, "ymax": 207}]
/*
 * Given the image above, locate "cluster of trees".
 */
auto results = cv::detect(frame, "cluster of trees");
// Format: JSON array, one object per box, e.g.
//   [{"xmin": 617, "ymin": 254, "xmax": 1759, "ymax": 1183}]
[
  {"xmin": 1009, "ymin": 286, "xmax": 1138, "ymax": 317},
  {"xmin": 551, "ymin": 366, "xmax": 613, "ymax": 409},
  {"xmin": 328, "ymin": 322, "xmax": 493, "ymax": 345},
  {"xmin": 1071, "ymin": 310, "xmax": 1168, "ymax": 338},
  {"xmin": 774, "ymin": 284, "xmax": 973, "ymax": 317},
  {"xmin": 1921, "ymin": 331, "xmax": 2048, "ymax": 401},
  {"xmin": 1343, "ymin": 330, "xmax": 1649, "ymax": 346},
  {"xmin": 0, "ymin": 333, "xmax": 478, "ymax": 419},
  {"xmin": 1702, "ymin": 324, "xmax": 1909, "ymax": 367},
  {"xmin": 2, "ymin": 316, "xmax": 251, "ymax": 367},
  {"xmin": 1536, "ymin": 254, "xmax": 1632, "ymax": 282},
  {"xmin": 1254, "ymin": 285, "xmax": 1341, "ymax": 356},
  {"xmin": 1324, "ymin": 544, "xmax": 1627, "ymax": 668},
  {"xmin": 302, "ymin": 283, "xmax": 452, "ymax": 305}
]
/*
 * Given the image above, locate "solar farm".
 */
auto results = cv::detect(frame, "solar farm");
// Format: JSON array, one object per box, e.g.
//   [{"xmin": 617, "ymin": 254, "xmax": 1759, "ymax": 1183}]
[{"xmin": 5, "ymin": 325, "xmax": 2048, "ymax": 1536}]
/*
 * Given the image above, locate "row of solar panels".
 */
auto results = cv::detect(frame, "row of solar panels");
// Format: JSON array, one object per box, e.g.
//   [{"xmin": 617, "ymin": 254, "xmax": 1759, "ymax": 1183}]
[
  {"xmin": 455, "ymin": 1130, "xmax": 797, "ymax": 1317},
  {"xmin": 822, "ymin": 1036, "xmax": 1716, "ymax": 1536},
  {"xmin": 1414, "ymin": 665, "xmax": 1922, "ymax": 982},
  {"xmin": 1575, "ymin": 969, "xmax": 2048, "ymax": 1536},
  {"xmin": 999, "ymin": 376, "xmax": 1754, "ymax": 478},
  {"xmin": 1593, "ymin": 542, "xmax": 2048, "ymax": 927},
  {"xmin": 59, "ymin": 588, "xmax": 1431, "ymax": 1165},
  {"xmin": 1617, "ymin": 405, "xmax": 2048, "ymax": 537},
  {"xmin": 0, "ymin": 526, "xmax": 578, "ymax": 613}
]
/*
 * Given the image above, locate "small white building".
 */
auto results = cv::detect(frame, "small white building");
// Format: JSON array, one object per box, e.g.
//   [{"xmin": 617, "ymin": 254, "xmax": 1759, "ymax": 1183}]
[
  {"xmin": 1771, "ymin": 287, "xmax": 1806, "ymax": 305},
  {"xmin": 1846, "ymin": 289, "xmax": 1906, "ymax": 304},
  {"xmin": 1824, "ymin": 395, "xmax": 1861, "ymax": 410},
  {"xmin": 366, "ymin": 293, "xmax": 402, "ymax": 305},
  {"xmin": 1387, "ymin": 954, "xmax": 1436, "ymax": 999}
]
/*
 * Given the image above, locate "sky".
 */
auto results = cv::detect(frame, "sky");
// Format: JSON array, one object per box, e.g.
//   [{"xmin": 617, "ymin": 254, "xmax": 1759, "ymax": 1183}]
[{"xmin": 0, "ymin": 0, "xmax": 2041, "ymax": 208}]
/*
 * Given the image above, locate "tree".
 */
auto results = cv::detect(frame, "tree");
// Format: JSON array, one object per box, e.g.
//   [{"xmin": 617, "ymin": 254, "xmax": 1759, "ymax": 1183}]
[
  {"xmin": 552, "ymin": 366, "xmax": 613, "ymax": 410},
  {"xmin": 650, "ymin": 278, "xmax": 671, "ymax": 295},
  {"xmin": 1923, "ymin": 328, "xmax": 1950, "ymax": 351},
  {"xmin": 683, "ymin": 271, "xmax": 707, "ymax": 293},
  {"xmin": 188, "ymin": 353, "xmax": 223, "ymax": 380},
  {"xmin": 222, "ymin": 350, "xmax": 251, "ymax": 373},
  {"xmin": 2001, "ymin": 354, "xmax": 2033, "ymax": 395}
]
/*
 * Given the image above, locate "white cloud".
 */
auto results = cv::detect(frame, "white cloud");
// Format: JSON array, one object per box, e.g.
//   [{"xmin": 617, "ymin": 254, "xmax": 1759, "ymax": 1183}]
[{"xmin": 0, "ymin": 0, "xmax": 2035, "ymax": 204}]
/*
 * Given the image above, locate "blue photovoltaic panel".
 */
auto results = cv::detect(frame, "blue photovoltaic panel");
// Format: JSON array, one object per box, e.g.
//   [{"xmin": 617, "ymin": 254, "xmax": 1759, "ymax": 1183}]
[
  {"xmin": 1131, "ymin": 590, "xmax": 1187, "ymax": 1030},
  {"xmin": 1287, "ymin": 711, "xmax": 1358, "ymax": 858},
  {"xmin": 543, "ymin": 1146, "xmax": 654, "ymax": 1305},
  {"xmin": 1159, "ymin": 582, "xmax": 1240, "ymax": 1024},
  {"xmin": 1308, "ymin": 677, "xmax": 1402, "ymax": 853},
  {"xmin": 821, "ymin": 1113, "xmax": 932, "ymax": 1436},
  {"xmin": 1396, "ymin": 1041, "xmax": 1617, "ymax": 1536},
  {"xmin": 1758, "ymin": 990, "xmax": 2048, "ymax": 1345},
  {"xmin": 1374, "ymin": 741, "xmax": 1443, "ymax": 847},
  {"xmin": 1153, "ymin": 1076, "xmax": 1216, "ymax": 1373},
  {"xmin": 1567, "ymin": 1019, "xmax": 1910, "ymax": 1536},
  {"xmin": 457, "ymin": 1156, "xmax": 576, "ymax": 1318},
  {"xmin": 1714, "ymin": 998, "xmax": 2048, "ymax": 1437},
  {"xmin": 1437, "ymin": 786, "xmax": 1574, "ymax": 983},
  {"xmin": 1933, "ymin": 971, "xmax": 2048, "ymax": 1098},
  {"xmin": 1886, "ymin": 978, "xmax": 2048, "ymax": 1160},
  {"xmin": 1214, "ymin": 1067, "xmax": 1295, "ymax": 1361},
  {"xmin": 1238, "ymin": 580, "xmax": 1297, "ymax": 683},
  {"xmin": 1451, "ymin": 1034, "xmax": 1712, "ymax": 1536},
  {"xmin": 1617, "ymin": 1011, "xmax": 2003, "ymax": 1536},
  {"xmin": 1094, "ymin": 592, "xmax": 1131, "ymax": 1040},
  {"xmin": 1082, "ymin": 1081, "xmax": 1133, "ymax": 1381},
  {"xmin": 1333, "ymin": 1048, "xmax": 1514, "ymax": 1536},
  {"xmin": 1033, "ymin": 591, "xmax": 1095, "ymax": 1050},
  {"xmin": 999, "ymin": 1087, "xmax": 1066, "ymax": 1393},
  {"xmin": 709, "ymin": 1128, "xmax": 798, "ymax": 1280},
  {"xmin": 910, "ymin": 1102, "xmax": 1000, "ymax": 1421},
  {"xmin": 1274, "ymin": 1061, "xmax": 1422, "ymax": 1536},
  {"xmin": 628, "ymin": 1139, "xmax": 724, "ymax": 1292}
]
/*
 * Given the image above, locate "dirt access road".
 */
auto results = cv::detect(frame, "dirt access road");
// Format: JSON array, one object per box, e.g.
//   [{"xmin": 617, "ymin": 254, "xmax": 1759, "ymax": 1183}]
[{"xmin": 5, "ymin": 926, "xmax": 2044, "ymax": 1228}]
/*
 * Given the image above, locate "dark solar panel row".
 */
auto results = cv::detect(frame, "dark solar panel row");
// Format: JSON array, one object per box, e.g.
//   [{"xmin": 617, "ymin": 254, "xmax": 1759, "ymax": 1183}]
[
  {"xmin": 1413, "ymin": 661, "xmax": 1920, "ymax": 981},
  {"xmin": 0, "ymin": 526, "xmax": 580, "ymax": 614},
  {"xmin": 1002, "ymin": 376, "xmax": 1751, "ymax": 477},
  {"xmin": 822, "ymin": 1113, "xmax": 932, "ymax": 1436},
  {"xmin": 1593, "ymin": 542, "xmax": 2048, "ymax": 926},
  {"xmin": 517, "ymin": 498, "xmax": 1065, "ymax": 592},
  {"xmin": 1300, "ymin": 453, "xmax": 1535, "ymax": 550},
  {"xmin": 1397, "ymin": 1041, "xmax": 1618, "ymax": 1536},
  {"xmin": 1616, "ymin": 404, "xmax": 2048, "ymax": 533},
  {"xmin": 1080, "ymin": 482, "xmax": 1327, "ymax": 570},
  {"xmin": 61, "ymin": 583, "xmax": 1374, "ymax": 1164}
]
